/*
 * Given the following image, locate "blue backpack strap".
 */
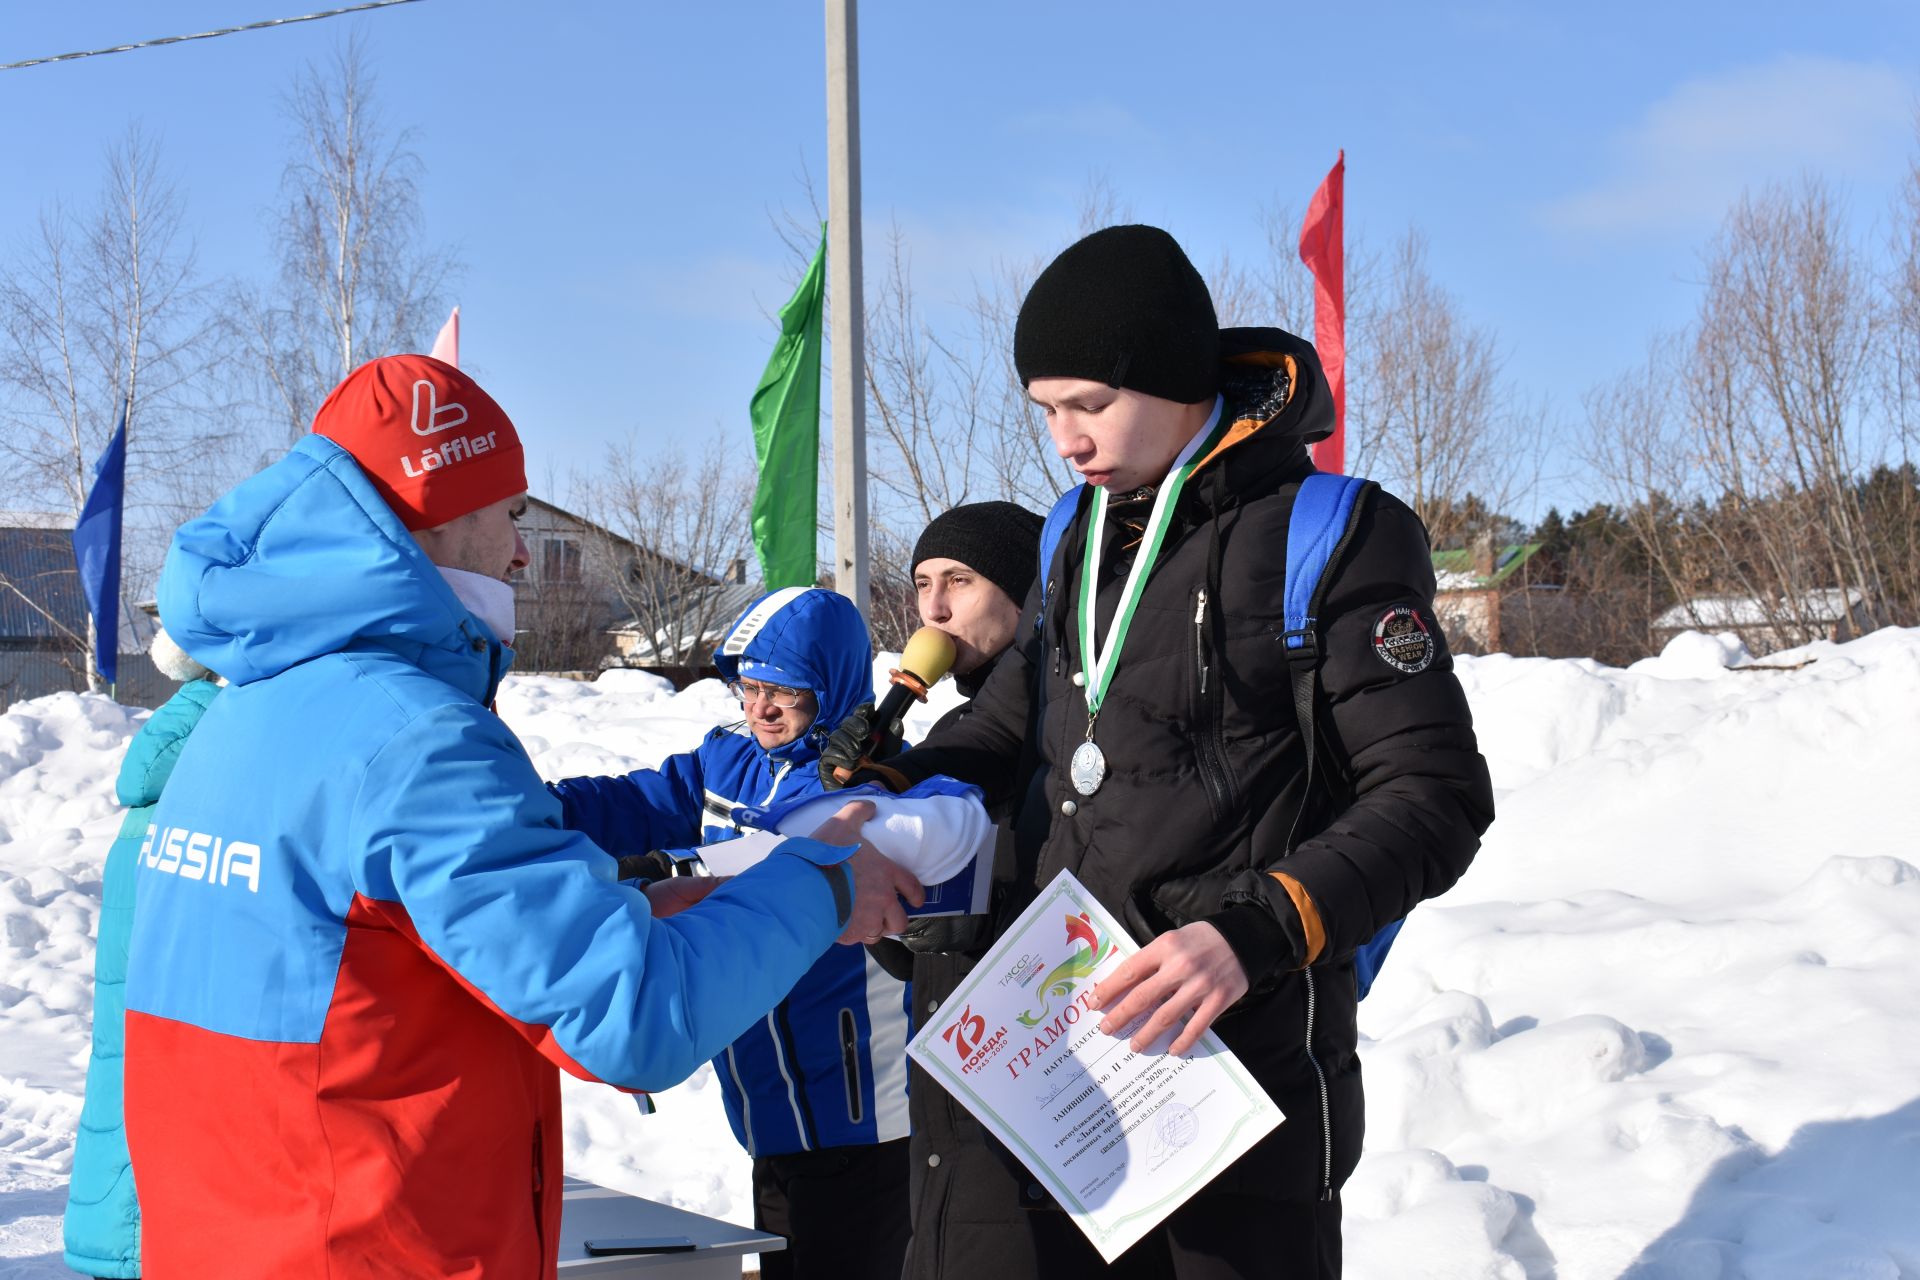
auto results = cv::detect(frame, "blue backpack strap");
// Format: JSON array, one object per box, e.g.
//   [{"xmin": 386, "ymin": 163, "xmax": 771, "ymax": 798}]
[
  {"xmin": 1280, "ymin": 470, "xmax": 1369, "ymax": 852},
  {"xmin": 1281, "ymin": 472, "xmax": 1400, "ymax": 1000},
  {"xmin": 1282, "ymin": 473, "xmax": 1371, "ymax": 655},
  {"xmin": 1033, "ymin": 485, "xmax": 1087, "ymax": 636}
]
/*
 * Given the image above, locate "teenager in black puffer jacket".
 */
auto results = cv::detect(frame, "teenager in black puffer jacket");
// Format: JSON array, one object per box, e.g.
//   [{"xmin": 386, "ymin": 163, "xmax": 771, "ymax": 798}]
[{"xmin": 827, "ymin": 225, "xmax": 1494, "ymax": 1279}]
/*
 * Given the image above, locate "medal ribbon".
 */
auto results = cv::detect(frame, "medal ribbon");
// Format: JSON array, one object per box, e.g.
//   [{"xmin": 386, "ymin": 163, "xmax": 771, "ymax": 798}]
[{"xmin": 1078, "ymin": 396, "xmax": 1228, "ymax": 723}]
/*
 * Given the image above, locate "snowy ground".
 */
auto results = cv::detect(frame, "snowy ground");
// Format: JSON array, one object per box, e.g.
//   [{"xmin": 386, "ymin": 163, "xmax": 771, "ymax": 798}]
[{"xmin": 3, "ymin": 634, "xmax": 1918, "ymax": 1277}]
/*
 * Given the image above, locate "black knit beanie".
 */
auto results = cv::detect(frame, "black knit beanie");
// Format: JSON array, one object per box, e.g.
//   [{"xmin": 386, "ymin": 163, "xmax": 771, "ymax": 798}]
[
  {"xmin": 911, "ymin": 502, "xmax": 1046, "ymax": 607},
  {"xmin": 1014, "ymin": 224, "xmax": 1220, "ymax": 404}
]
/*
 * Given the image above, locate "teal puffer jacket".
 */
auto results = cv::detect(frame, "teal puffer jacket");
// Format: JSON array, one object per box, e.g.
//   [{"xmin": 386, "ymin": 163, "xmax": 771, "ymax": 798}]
[{"xmin": 63, "ymin": 677, "xmax": 221, "ymax": 1279}]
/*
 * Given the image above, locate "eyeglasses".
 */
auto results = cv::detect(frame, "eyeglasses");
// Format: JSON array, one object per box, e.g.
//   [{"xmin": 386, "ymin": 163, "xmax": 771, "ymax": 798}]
[{"xmin": 728, "ymin": 679, "xmax": 809, "ymax": 709}]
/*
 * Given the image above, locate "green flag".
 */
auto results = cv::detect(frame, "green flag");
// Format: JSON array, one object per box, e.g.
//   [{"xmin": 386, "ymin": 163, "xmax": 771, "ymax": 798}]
[{"xmin": 749, "ymin": 226, "xmax": 827, "ymax": 588}]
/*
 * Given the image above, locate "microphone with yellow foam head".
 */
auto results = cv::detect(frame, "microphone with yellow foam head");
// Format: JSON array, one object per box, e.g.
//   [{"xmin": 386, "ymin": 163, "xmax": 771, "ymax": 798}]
[{"xmin": 832, "ymin": 626, "xmax": 957, "ymax": 784}]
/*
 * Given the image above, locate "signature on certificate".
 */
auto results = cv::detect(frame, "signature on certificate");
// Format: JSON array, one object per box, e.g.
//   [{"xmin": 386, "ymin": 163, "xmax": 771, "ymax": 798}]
[
  {"xmin": 1033, "ymin": 1061, "xmax": 1092, "ymax": 1107},
  {"xmin": 1147, "ymin": 1101, "xmax": 1201, "ymax": 1171}
]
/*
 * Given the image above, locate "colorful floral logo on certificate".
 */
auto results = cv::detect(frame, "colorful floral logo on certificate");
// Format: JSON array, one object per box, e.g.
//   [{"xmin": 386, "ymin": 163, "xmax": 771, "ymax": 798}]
[{"xmin": 1017, "ymin": 911, "xmax": 1116, "ymax": 1027}]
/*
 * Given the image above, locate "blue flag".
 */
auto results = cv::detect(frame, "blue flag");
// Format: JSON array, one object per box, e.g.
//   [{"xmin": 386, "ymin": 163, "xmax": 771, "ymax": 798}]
[{"xmin": 71, "ymin": 401, "xmax": 127, "ymax": 686}]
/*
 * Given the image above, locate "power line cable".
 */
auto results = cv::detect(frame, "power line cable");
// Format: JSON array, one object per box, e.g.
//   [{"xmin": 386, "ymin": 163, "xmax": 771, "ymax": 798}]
[{"xmin": 0, "ymin": 0, "xmax": 425, "ymax": 73}]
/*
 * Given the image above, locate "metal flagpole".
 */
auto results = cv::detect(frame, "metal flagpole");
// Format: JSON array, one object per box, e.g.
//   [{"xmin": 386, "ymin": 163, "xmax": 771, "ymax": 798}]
[{"xmin": 825, "ymin": 0, "xmax": 870, "ymax": 620}]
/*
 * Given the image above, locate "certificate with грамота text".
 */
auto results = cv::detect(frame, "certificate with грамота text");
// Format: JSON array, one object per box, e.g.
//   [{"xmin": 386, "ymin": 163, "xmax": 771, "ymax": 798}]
[{"xmin": 906, "ymin": 869, "xmax": 1284, "ymax": 1262}]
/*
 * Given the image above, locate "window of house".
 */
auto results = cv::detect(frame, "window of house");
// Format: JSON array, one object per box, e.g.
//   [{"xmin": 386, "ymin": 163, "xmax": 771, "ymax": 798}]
[{"xmin": 542, "ymin": 537, "xmax": 582, "ymax": 583}]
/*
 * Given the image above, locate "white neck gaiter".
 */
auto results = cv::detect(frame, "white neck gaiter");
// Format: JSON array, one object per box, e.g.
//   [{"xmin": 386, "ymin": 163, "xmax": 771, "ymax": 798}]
[{"xmin": 439, "ymin": 567, "xmax": 517, "ymax": 646}]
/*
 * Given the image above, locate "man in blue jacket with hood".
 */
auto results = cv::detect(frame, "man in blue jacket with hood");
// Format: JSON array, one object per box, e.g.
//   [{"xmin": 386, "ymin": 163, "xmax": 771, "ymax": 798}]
[{"xmin": 553, "ymin": 586, "xmax": 913, "ymax": 1280}]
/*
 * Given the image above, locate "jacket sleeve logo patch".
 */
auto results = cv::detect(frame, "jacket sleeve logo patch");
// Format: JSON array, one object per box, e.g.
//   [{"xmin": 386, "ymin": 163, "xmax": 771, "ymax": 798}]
[{"xmin": 1372, "ymin": 604, "xmax": 1435, "ymax": 674}]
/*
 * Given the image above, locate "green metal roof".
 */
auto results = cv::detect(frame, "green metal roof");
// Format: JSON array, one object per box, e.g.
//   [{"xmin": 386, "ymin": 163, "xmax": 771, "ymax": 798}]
[{"xmin": 1430, "ymin": 542, "xmax": 1544, "ymax": 589}]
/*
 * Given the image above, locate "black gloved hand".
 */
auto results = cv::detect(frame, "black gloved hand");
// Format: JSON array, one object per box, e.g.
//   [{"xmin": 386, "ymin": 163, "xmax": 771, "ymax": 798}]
[
  {"xmin": 817, "ymin": 703, "xmax": 908, "ymax": 791},
  {"xmin": 817, "ymin": 703, "xmax": 875, "ymax": 790},
  {"xmin": 898, "ymin": 912, "xmax": 995, "ymax": 955},
  {"xmin": 865, "ymin": 937, "xmax": 915, "ymax": 982},
  {"xmin": 613, "ymin": 850, "xmax": 676, "ymax": 884},
  {"xmin": 868, "ymin": 917, "xmax": 993, "ymax": 973}
]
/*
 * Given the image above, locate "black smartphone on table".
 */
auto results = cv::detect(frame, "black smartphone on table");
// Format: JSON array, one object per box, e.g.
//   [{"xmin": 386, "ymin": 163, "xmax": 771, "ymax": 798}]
[{"xmin": 583, "ymin": 1236, "xmax": 697, "ymax": 1255}]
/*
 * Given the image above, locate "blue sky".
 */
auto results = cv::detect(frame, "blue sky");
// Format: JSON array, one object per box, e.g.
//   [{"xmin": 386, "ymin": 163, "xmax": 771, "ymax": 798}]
[{"xmin": 4, "ymin": 1, "xmax": 1918, "ymax": 520}]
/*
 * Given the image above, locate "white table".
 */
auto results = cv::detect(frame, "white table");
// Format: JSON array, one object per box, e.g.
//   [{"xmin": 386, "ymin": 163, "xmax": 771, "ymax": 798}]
[{"xmin": 557, "ymin": 1177, "xmax": 785, "ymax": 1278}]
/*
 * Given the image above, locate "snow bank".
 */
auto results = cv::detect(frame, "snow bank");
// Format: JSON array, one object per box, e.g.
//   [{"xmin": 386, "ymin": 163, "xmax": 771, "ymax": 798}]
[{"xmin": 3, "ymin": 636, "xmax": 1918, "ymax": 1276}]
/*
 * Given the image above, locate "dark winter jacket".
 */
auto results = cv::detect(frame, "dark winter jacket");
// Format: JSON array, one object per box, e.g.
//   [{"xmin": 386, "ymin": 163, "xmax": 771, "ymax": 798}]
[
  {"xmin": 889, "ymin": 327, "xmax": 1496, "ymax": 1204},
  {"xmin": 900, "ymin": 651, "xmax": 1060, "ymax": 1277}
]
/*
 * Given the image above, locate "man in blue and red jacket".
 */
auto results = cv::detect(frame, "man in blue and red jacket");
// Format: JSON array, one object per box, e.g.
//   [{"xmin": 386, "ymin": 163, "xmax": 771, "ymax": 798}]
[
  {"xmin": 552, "ymin": 586, "xmax": 914, "ymax": 1280},
  {"xmin": 123, "ymin": 355, "xmax": 920, "ymax": 1279}
]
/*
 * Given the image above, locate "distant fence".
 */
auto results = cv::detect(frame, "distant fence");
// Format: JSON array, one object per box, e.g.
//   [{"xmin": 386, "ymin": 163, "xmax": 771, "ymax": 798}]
[{"xmin": 0, "ymin": 650, "xmax": 178, "ymax": 714}]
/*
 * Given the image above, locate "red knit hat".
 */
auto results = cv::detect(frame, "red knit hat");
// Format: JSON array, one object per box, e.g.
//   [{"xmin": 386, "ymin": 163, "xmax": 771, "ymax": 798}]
[{"xmin": 311, "ymin": 354, "xmax": 528, "ymax": 531}]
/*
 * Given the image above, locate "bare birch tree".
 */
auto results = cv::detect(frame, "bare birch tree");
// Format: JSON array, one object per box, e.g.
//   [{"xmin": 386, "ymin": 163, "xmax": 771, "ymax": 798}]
[
  {"xmin": 861, "ymin": 174, "xmax": 1145, "ymax": 537},
  {"xmin": 1886, "ymin": 134, "xmax": 1920, "ymax": 463},
  {"xmin": 951, "ymin": 254, "xmax": 1072, "ymax": 513},
  {"xmin": 1575, "ymin": 177, "xmax": 1906, "ymax": 654},
  {"xmin": 1688, "ymin": 179, "xmax": 1886, "ymax": 641},
  {"xmin": 1364, "ymin": 231, "xmax": 1537, "ymax": 549},
  {"xmin": 1873, "ymin": 142, "xmax": 1920, "ymax": 626},
  {"xmin": 863, "ymin": 220, "xmax": 982, "ymax": 528},
  {"xmin": 1207, "ymin": 201, "xmax": 1316, "ymax": 334},
  {"xmin": 0, "ymin": 129, "xmax": 220, "ymax": 687},
  {"xmin": 234, "ymin": 35, "xmax": 457, "ymax": 447},
  {"xmin": 1579, "ymin": 339, "xmax": 1713, "ymax": 621}
]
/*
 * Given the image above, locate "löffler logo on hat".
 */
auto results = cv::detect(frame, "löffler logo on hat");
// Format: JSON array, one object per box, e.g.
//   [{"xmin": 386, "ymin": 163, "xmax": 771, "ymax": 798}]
[
  {"xmin": 312, "ymin": 354, "xmax": 527, "ymax": 531},
  {"xmin": 410, "ymin": 378, "xmax": 469, "ymax": 436}
]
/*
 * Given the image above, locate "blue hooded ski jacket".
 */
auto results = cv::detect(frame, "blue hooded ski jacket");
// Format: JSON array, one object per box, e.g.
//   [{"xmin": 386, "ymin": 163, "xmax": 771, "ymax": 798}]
[
  {"xmin": 122, "ymin": 436, "xmax": 858, "ymax": 1279},
  {"xmin": 552, "ymin": 587, "xmax": 912, "ymax": 1156}
]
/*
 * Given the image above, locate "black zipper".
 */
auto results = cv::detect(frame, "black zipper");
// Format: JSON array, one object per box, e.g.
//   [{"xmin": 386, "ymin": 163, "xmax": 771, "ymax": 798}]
[
  {"xmin": 839, "ymin": 1007, "xmax": 864, "ymax": 1125},
  {"xmin": 1191, "ymin": 586, "xmax": 1235, "ymax": 821},
  {"xmin": 1303, "ymin": 969, "xmax": 1333, "ymax": 1200},
  {"xmin": 530, "ymin": 1120, "xmax": 547, "ymax": 1262}
]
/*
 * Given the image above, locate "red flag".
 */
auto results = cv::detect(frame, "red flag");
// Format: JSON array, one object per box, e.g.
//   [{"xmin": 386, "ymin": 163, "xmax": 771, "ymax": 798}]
[
  {"xmin": 430, "ymin": 305, "xmax": 460, "ymax": 367},
  {"xmin": 1299, "ymin": 152, "xmax": 1345, "ymax": 474}
]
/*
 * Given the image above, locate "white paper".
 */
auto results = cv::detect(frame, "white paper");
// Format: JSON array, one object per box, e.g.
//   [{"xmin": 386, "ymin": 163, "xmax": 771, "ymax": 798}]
[
  {"xmin": 689, "ymin": 794, "xmax": 994, "ymax": 917},
  {"xmin": 906, "ymin": 869, "xmax": 1283, "ymax": 1262},
  {"xmin": 771, "ymin": 792, "xmax": 989, "ymax": 887},
  {"xmin": 690, "ymin": 829, "xmax": 788, "ymax": 877}
]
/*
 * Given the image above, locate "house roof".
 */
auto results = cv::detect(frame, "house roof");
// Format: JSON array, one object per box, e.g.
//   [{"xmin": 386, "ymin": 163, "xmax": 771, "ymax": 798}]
[
  {"xmin": 0, "ymin": 510, "xmax": 70, "ymax": 530},
  {"xmin": 524, "ymin": 495, "xmax": 639, "ymax": 551},
  {"xmin": 0, "ymin": 524, "xmax": 158, "ymax": 652},
  {"xmin": 1431, "ymin": 543, "xmax": 1544, "ymax": 592},
  {"xmin": 0, "ymin": 524, "xmax": 88, "ymax": 642},
  {"xmin": 609, "ymin": 580, "xmax": 763, "ymax": 662},
  {"xmin": 1652, "ymin": 588, "xmax": 1867, "ymax": 631}
]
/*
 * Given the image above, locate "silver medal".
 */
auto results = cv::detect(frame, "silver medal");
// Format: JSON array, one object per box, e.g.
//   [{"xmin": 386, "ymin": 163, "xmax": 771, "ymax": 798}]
[{"xmin": 1069, "ymin": 739, "xmax": 1108, "ymax": 796}]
